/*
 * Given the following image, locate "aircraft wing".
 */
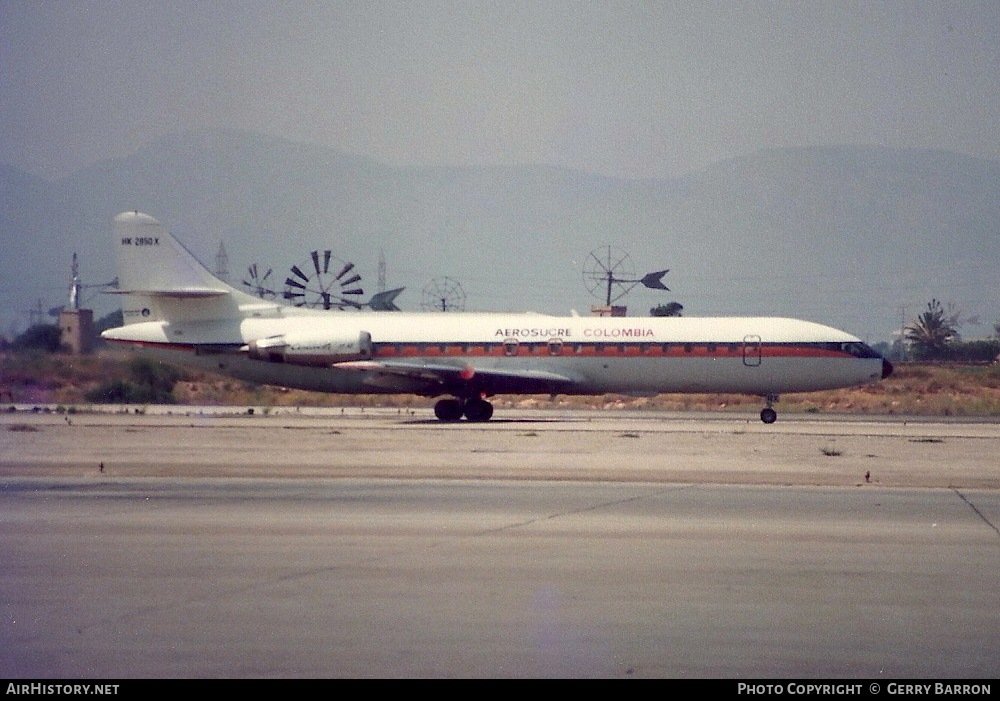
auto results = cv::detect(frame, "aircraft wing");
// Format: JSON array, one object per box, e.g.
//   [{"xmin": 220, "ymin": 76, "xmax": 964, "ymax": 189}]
[{"xmin": 333, "ymin": 360, "xmax": 577, "ymax": 395}]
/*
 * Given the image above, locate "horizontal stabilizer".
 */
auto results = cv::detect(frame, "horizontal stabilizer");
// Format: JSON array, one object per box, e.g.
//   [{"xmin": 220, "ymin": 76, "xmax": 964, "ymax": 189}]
[{"xmin": 107, "ymin": 287, "xmax": 228, "ymax": 298}]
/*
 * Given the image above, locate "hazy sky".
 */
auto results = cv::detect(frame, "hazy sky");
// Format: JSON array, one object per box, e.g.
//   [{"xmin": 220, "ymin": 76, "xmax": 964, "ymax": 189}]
[{"xmin": 2, "ymin": 0, "xmax": 999, "ymax": 180}]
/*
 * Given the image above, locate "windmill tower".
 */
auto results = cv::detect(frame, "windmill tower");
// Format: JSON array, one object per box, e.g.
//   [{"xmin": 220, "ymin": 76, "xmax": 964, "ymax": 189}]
[
  {"xmin": 378, "ymin": 249, "xmax": 387, "ymax": 293},
  {"xmin": 214, "ymin": 241, "xmax": 230, "ymax": 282},
  {"xmin": 59, "ymin": 253, "xmax": 94, "ymax": 354}
]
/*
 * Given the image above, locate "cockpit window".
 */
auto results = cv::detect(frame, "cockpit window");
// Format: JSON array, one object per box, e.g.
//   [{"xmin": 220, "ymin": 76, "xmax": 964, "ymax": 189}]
[
  {"xmin": 812, "ymin": 342, "xmax": 881, "ymax": 358},
  {"xmin": 842, "ymin": 342, "xmax": 880, "ymax": 359}
]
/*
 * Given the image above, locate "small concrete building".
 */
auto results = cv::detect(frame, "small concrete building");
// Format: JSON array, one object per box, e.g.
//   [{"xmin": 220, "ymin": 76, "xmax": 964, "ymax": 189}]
[
  {"xmin": 590, "ymin": 305, "xmax": 627, "ymax": 317},
  {"xmin": 59, "ymin": 308, "xmax": 94, "ymax": 354}
]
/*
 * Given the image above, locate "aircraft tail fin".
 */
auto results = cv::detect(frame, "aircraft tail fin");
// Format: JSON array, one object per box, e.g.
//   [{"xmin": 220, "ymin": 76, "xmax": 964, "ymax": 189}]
[{"xmin": 108, "ymin": 211, "xmax": 260, "ymax": 324}]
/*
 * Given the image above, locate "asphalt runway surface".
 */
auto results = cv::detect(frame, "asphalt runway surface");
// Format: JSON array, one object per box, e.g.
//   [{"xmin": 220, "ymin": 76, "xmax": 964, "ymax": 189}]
[{"xmin": 1, "ymin": 407, "xmax": 998, "ymax": 678}]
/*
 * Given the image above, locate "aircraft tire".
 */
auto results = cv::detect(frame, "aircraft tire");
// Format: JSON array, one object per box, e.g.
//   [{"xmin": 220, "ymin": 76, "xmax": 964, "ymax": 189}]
[
  {"xmin": 760, "ymin": 408, "xmax": 778, "ymax": 424},
  {"xmin": 434, "ymin": 399, "xmax": 464, "ymax": 422},
  {"xmin": 463, "ymin": 398, "xmax": 494, "ymax": 422}
]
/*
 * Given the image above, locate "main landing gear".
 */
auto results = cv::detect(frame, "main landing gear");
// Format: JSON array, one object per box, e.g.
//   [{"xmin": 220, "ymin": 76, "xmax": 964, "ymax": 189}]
[
  {"xmin": 760, "ymin": 394, "xmax": 779, "ymax": 424},
  {"xmin": 434, "ymin": 397, "xmax": 494, "ymax": 422}
]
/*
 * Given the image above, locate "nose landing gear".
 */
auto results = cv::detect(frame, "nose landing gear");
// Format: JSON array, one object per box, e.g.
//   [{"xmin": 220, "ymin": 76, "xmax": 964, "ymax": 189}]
[{"xmin": 760, "ymin": 394, "xmax": 779, "ymax": 424}]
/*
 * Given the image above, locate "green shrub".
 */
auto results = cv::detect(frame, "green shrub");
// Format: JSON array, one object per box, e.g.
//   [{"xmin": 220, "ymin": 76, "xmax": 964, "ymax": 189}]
[
  {"xmin": 9, "ymin": 324, "xmax": 65, "ymax": 353},
  {"xmin": 84, "ymin": 358, "xmax": 182, "ymax": 404}
]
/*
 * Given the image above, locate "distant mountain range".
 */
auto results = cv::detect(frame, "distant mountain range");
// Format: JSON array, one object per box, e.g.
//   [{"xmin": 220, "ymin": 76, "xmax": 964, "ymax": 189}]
[{"xmin": 2, "ymin": 129, "xmax": 998, "ymax": 343}]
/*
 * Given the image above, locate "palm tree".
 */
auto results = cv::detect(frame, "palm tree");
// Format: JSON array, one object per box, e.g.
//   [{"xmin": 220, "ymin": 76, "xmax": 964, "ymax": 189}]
[{"xmin": 905, "ymin": 299, "xmax": 959, "ymax": 360}]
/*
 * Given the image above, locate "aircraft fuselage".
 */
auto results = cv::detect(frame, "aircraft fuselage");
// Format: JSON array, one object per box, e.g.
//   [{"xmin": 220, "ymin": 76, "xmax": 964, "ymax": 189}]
[
  {"xmin": 106, "ymin": 312, "xmax": 889, "ymax": 398},
  {"xmin": 101, "ymin": 211, "xmax": 892, "ymax": 422}
]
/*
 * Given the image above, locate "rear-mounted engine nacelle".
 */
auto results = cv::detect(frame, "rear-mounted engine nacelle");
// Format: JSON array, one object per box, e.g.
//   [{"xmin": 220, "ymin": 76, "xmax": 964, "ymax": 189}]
[{"xmin": 245, "ymin": 331, "xmax": 373, "ymax": 366}]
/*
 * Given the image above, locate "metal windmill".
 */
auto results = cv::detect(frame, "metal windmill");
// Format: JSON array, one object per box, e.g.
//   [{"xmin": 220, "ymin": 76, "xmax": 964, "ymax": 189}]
[
  {"xmin": 241, "ymin": 264, "xmax": 277, "ymax": 300},
  {"xmin": 283, "ymin": 250, "xmax": 364, "ymax": 310},
  {"xmin": 582, "ymin": 245, "xmax": 669, "ymax": 306},
  {"xmin": 67, "ymin": 252, "xmax": 118, "ymax": 310},
  {"xmin": 421, "ymin": 277, "xmax": 466, "ymax": 312}
]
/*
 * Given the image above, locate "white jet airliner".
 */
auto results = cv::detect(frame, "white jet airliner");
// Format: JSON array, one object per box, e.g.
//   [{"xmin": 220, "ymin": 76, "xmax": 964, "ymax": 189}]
[{"xmin": 102, "ymin": 211, "xmax": 892, "ymax": 422}]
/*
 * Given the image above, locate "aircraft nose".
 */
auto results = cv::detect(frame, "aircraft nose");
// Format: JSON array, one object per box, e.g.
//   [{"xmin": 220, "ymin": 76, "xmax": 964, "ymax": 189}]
[{"xmin": 882, "ymin": 358, "xmax": 894, "ymax": 379}]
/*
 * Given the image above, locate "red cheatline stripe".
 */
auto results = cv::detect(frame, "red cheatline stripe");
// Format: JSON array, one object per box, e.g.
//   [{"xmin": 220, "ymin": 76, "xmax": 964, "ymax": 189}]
[
  {"xmin": 107, "ymin": 338, "xmax": 856, "ymax": 360},
  {"xmin": 370, "ymin": 343, "xmax": 852, "ymax": 359}
]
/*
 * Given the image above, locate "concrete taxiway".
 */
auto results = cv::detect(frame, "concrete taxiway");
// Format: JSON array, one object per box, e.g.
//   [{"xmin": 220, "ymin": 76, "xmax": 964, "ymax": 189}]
[{"xmin": 1, "ymin": 407, "xmax": 998, "ymax": 678}]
